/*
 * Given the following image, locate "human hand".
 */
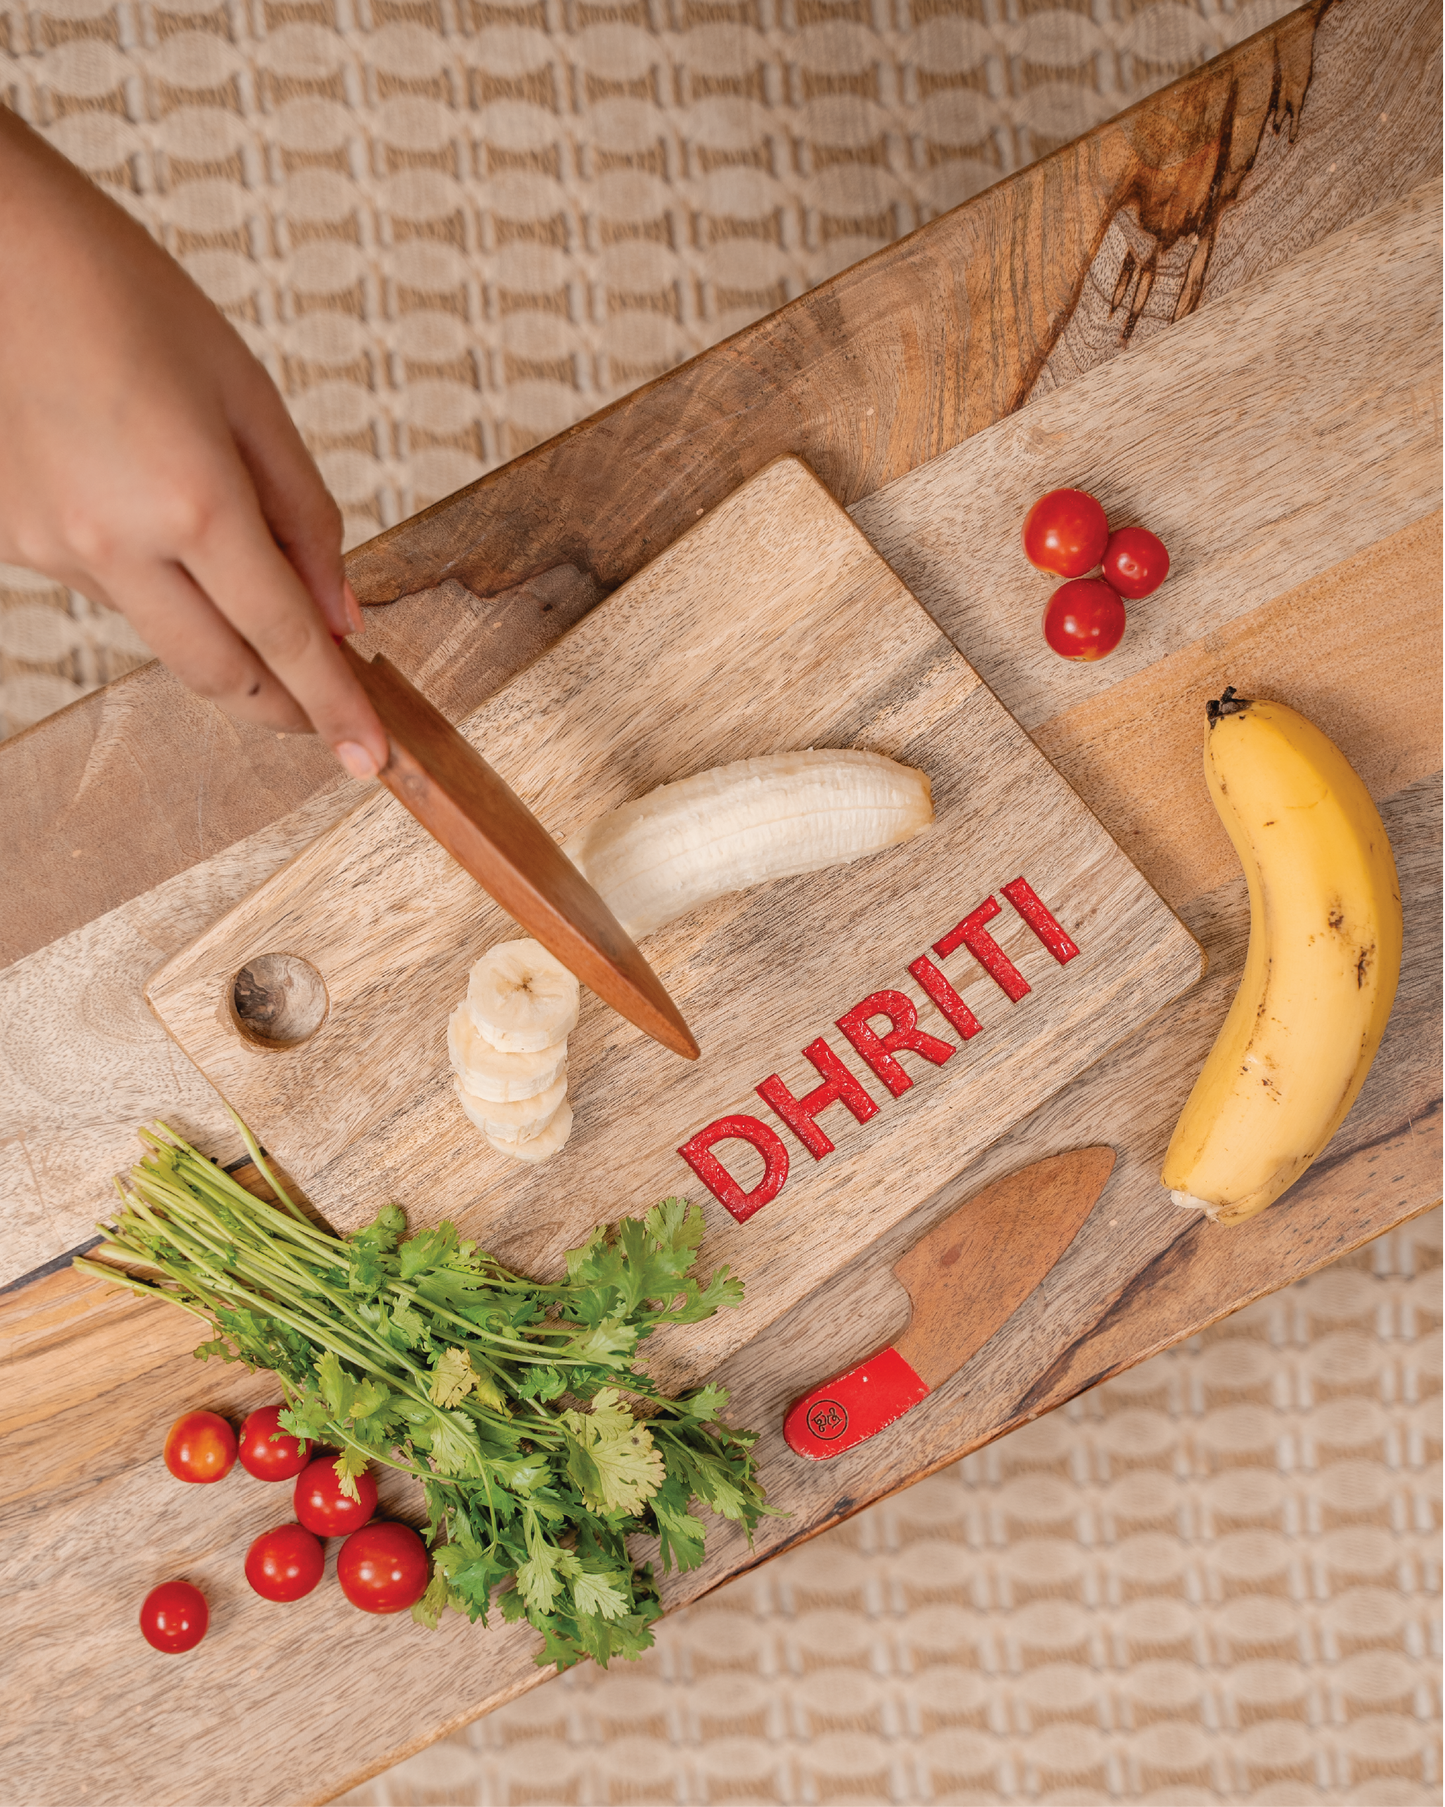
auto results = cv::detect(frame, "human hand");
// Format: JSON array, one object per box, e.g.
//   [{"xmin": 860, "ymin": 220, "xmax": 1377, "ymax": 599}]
[{"xmin": 0, "ymin": 109, "xmax": 388, "ymax": 780}]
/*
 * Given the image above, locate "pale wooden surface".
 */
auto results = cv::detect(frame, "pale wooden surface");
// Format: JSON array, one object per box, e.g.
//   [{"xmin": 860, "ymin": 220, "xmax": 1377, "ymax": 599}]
[
  {"xmin": 145, "ymin": 458, "xmax": 1202, "ymax": 1393},
  {"xmin": 855, "ymin": 181, "xmax": 1444, "ymax": 739},
  {"xmin": 1, "ymin": 13, "xmax": 1441, "ymax": 1800},
  {"xmin": 3, "ymin": 180, "xmax": 1439, "ymax": 1292},
  {"xmin": 2, "ymin": 770, "xmax": 1435, "ymax": 1807}
]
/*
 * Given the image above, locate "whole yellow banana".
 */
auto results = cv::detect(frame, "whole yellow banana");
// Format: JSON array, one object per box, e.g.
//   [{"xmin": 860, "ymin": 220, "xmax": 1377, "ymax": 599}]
[{"xmin": 1162, "ymin": 690, "xmax": 1402, "ymax": 1226}]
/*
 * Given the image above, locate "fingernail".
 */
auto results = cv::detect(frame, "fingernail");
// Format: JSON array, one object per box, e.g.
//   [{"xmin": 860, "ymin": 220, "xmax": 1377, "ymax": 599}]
[
  {"xmin": 343, "ymin": 579, "xmax": 365, "ymax": 635},
  {"xmin": 335, "ymin": 740, "xmax": 380, "ymax": 781}
]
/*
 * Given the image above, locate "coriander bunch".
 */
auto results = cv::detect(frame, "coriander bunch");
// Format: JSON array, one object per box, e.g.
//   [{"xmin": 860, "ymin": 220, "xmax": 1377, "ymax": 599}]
[{"xmin": 76, "ymin": 1118, "xmax": 773, "ymax": 1669}]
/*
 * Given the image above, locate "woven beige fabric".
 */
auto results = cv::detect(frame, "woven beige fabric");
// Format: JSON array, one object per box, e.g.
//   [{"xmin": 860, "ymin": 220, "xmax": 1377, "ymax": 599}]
[
  {"xmin": 0, "ymin": 0, "xmax": 1300, "ymax": 736},
  {"xmin": 338, "ymin": 1210, "xmax": 1441, "ymax": 1807}
]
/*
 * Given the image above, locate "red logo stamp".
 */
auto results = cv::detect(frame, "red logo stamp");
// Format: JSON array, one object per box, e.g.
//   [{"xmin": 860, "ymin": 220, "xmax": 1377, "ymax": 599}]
[{"xmin": 805, "ymin": 1398, "xmax": 848, "ymax": 1440}]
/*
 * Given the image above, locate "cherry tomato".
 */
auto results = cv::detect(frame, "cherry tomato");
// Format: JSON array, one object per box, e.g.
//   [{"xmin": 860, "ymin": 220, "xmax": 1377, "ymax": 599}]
[
  {"xmin": 337, "ymin": 1522, "xmax": 430, "ymax": 1615},
  {"xmin": 1102, "ymin": 525, "xmax": 1170, "ymax": 599},
  {"xmin": 139, "ymin": 1580, "xmax": 208, "ymax": 1653},
  {"xmin": 1022, "ymin": 488, "xmax": 1109, "ymax": 578},
  {"xmin": 245, "ymin": 1523, "xmax": 325, "ymax": 1602},
  {"xmin": 1043, "ymin": 578, "xmax": 1126, "ymax": 661},
  {"xmin": 163, "ymin": 1410, "xmax": 237, "ymax": 1484},
  {"xmin": 294, "ymin": 1456, "xmax": 377, "ymax": 1538},
  {"xmin": 238, "ymin": 1405, "xmax": 312, "ymax": 1482}
]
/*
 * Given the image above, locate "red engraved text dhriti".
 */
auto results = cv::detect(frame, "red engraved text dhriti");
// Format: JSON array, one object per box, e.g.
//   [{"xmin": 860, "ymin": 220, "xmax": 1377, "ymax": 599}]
[
  {"xmin": 756, "ymin": 1038, "xmax": 878, "ymax": 1159},
  {"xmin": 1001, "ymin": 875, "xmax": 1080, "ymax": 964},
  {"xmin": 676, "ymin": 1115, "xmax": 790, "ymax": 1223},
  {"xmin": 933, "ymin": 895, "xmax": 1030, "ymax": 1002},
  {"xmin": 907, "ymin": 954, "xmax": 982, "ymax": 1040},
  {"xmin": 835, "ymin": 990, "xmax": 954, "ymax": 1098},
  {"xmin": 677, "ymin": 875, "xmax": 1080, "ymax": 1222}
]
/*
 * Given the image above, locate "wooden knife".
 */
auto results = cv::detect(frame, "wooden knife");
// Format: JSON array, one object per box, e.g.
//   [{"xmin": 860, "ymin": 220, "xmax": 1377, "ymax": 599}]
[
  {"xmin": 783, "ymin": 1146, "xmax": 1115, "ymax": 1459},
  {"xmin": 339, "ymin": 640, "xmax": 699, "ymax": 1061}
]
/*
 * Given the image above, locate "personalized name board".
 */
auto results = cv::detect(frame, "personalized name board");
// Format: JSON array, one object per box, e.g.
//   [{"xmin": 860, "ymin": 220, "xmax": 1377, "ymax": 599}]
[{"xmin": 148, "ymin": 458, "xmax": 1203, "ymax": 1389}]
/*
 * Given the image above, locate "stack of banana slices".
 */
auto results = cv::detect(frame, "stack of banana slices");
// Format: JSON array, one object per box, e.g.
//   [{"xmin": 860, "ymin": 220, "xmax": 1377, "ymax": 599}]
[{"xmin": 448, "ymin": 940, "xmax": 579, "ymax": 1163}]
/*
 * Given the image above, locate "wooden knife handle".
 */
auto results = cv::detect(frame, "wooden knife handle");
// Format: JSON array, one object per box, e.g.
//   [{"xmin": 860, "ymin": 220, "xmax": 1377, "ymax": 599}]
[{"xmin": 783, "ymin": 1346, "xmax": 931, "ymax": 1460}]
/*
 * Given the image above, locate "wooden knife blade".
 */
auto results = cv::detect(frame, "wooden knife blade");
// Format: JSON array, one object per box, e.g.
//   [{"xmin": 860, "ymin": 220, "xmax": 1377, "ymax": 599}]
[
  {"xmin": 340, "ymin": 640, "xmax": 699, "ymax": 1061},
  {"xmin": 783, "ymin": 1146, "xmax": 1115, "ymax": 1459}
]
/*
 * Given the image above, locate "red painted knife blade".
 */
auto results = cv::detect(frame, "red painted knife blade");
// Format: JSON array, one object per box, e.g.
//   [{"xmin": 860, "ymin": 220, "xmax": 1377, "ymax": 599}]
[{"xmin": 784, "ymin": 1146, "xmax": 1115, "ymax": 1459}]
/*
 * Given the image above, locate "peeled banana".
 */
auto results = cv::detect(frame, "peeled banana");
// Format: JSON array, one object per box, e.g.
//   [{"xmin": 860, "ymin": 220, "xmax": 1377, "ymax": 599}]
[
  {"xmin": 563, "ymin": 750, "xmax": 933, "ymax": 938},
  {"xmin": 1162, "ymin": 690, "xmax": 1402, "ymax": 1226},
  {"xmin": 483, "ymin": 1096, "xmax": 574, "ymax": 1164},
  {"xmin": 453, "ymin": 1072, "xmax": 569, "ymax": 1137}
]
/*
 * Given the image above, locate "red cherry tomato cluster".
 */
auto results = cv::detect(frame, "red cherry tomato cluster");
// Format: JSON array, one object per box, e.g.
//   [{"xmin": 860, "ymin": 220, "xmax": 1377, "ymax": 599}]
[
  {"xmin": 140, "ymin": 1404, "xmax": 428, "ymax": 1652},
  {"xmin": 1021, "ymin": 488, "xmax": 1170, "ymax": 662}
]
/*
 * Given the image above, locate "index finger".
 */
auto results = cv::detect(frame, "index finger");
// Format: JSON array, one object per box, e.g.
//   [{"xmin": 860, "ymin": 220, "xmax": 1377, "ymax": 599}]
[{"xmin": 185, "ymin": 494, "xmax": 389, "ymax": 779}]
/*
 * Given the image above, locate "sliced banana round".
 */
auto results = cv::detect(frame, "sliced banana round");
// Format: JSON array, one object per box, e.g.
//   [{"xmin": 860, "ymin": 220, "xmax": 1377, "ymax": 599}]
[
  {"xmin": 485, "ymin": 1096, "xmax": 574, "ymax": 1164},
  {"xmin": 447, "ymin": 1005, "xmax": 566, "ymax": 1101},
  {"xmin": 467, "ymin": 939, "xmax": 580, "ymax": 1052},
  {"xmin": 454, "ymin": 1071, "xmax": 568, "ymax": 1136}
]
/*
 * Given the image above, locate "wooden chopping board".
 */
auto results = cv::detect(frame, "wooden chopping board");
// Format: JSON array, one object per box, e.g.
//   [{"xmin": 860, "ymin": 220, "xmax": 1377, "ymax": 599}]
[{"xmin": 146, "ymin": 457, "xmax": 1204, "ymax": 1391}]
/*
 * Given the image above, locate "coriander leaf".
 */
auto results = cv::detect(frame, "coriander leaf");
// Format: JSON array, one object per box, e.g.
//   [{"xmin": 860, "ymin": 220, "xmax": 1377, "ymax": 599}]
[
  {"xmin": 399, "ymin": 1223, "xmax": 459, "ymax": 1280},
  {"xmin": 333, "ymin": 1446, "xmax": 370, "ymax": 1501},
  {"xmin": 441, "ymin": 1545, "xmax": 510, "ymax": 1623},
  {"xmin": 513, "ymin": 1365, "xmax": 565, "ymax": 1403},
  {"xmin": 279, "ymin": 1397, "xmax": 331, "ymax": 1443},
  {"xmin": 411, "ymin": 1569, "xmax": 452, "ymax": 1629},
  {"xmin": 642, "ymin": 1195, "xmax": 697, "ymax": 1253},
  {"xmin": 561, "ymin": 1389, "xmax": 666, "ymax": 1518},
  {"xmin": 649, "ymin": 1476, "xmax": 707, "ymax": 1573},
  {"xmin": 387, "ymin": 1303, "xmax": 428, "ymax": 1348},
  {"xmin": 317, "ymin": 1350, "xmax": 355, "ymax": 1419},
  {"xmin": 468, "ymin": 1362, "xmax": 508, "ymax": 1414},
  {"xmin": 349, "ymin": 1377, "xmax": 391, "ymax": 1419},
  {"xmin": 429, "ymin": 1344, "xmax": 478, "ymax": 1408},
  {"xmin": 515, "ymin": 1546, "xmax": 565, "ymax": 1613},
  {"xmin": 425, "ymin": 1412, "xmax": 483, "ymax": 1478},
  {"xmin": 531, "ymin": 1613, "xmax": 586, "ymax": 1671},
  {"xmin": 560, "ymin": 1319, "xmax": 638, "ymax": 1366},
  {"xmin": 350, "ymin": 1202, "xmax": 406, "ymax": 1254},
  {"xmin": 675, "ymin": 1382, "xmax": 730, "ymax": 1423},
  {"xmin": 571, "ymin": 1566, "xmax": 630, "ymax": 1622}
]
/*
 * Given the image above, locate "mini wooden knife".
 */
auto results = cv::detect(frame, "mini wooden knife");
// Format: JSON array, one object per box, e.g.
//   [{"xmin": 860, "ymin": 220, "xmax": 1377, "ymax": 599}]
[
  {"xmin": 784, "ymin": 1146, "xmax": 1115, "ymax": 1459},
  {"xmin": 339, "ymin": 640, "xmax": 699, "ymax": 1061}
]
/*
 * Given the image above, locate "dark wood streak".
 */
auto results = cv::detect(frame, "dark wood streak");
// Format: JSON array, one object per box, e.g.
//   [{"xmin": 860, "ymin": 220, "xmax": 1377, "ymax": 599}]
[{"xmin": 350, "ymin": 7, "xmax": 1340, "ymax": 607}]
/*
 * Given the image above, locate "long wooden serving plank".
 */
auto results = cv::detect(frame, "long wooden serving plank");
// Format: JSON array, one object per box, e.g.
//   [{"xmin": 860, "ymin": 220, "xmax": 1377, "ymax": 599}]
[{"xmin": 146, "ymin": 458, "xmax": 1203, "ymax": 1391}]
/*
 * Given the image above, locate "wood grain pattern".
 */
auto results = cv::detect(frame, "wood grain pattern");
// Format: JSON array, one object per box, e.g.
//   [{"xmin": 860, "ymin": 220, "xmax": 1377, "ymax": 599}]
[
  {"xmin": 1, "ymin": 0, "xmax": 1437, "ymax": 972},
  {"xmin": 4, "ymin": 183, "xmax": 1439, "ymax": 1293},
  {"xmin": 1, "ymin": 9, "xmax": 1440, "ymax": 1794},
  {"xmin": 1, "ymin": 776, "xmax": 1434, "ymax": 1807},
  {"xmin": 2, "ymin": 456, "xmax": 1438, "ymax": 1293},
  {"xmin": 893, "ymin": 1147, "xmax": 1117, "ymax": 1388},
  {"xmin": 854, "ymin": 179, "xmax": 1442, "ymax": 737},
  {"xmin": 144, "ymin": 458, "xmax": 1203, "ymax": 1392}
]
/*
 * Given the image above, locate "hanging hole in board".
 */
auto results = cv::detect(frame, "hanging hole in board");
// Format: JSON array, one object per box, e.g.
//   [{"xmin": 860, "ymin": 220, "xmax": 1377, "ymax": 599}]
[{"xmin": 228, "ymin": 953, "xmax": 328, "ymax": 1050}]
